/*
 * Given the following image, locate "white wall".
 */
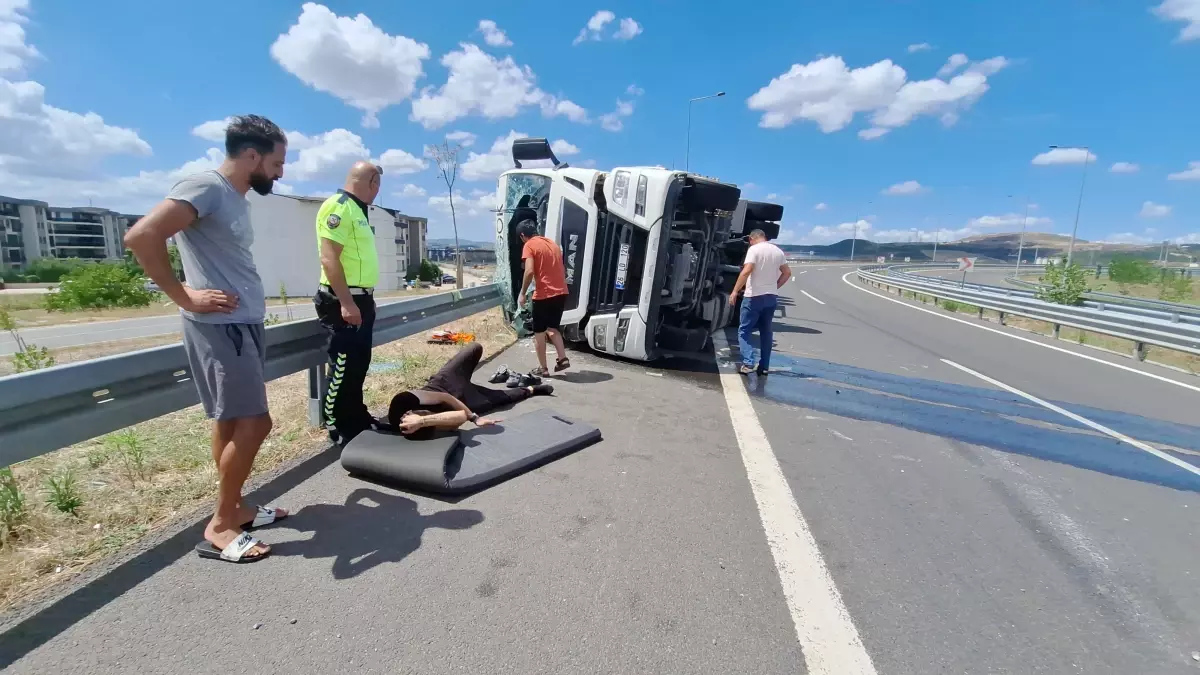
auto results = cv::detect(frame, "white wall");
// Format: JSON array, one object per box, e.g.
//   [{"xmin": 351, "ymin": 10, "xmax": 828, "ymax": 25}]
[{"xmin": 247, "ymin": 192, "xmax": 404, "ymax": 298}]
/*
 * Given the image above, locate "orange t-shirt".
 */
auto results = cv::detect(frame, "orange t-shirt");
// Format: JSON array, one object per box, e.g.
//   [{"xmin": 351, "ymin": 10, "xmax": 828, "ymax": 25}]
[{"xmin": 521, "ymin": 235, "xmax": 569, "ymax": 300}]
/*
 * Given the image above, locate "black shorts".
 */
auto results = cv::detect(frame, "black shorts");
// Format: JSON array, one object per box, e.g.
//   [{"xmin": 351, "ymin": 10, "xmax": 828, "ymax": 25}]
[{"xmin": 531, "ymin": 294, "xmax": 568, "ymax": 333}]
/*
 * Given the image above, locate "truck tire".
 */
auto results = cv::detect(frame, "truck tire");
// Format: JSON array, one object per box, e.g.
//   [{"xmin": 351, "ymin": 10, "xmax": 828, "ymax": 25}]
[
  {"xmin": 744, "ymin": 218, "xmax": 781, "ymax": 241},
  {"xmin": 683, "ymin": 177, "xmax": 741, "ymax": 212},
  {"xmin": 744, "ymin": 201, "xmax": 784, "ymax": 222}
]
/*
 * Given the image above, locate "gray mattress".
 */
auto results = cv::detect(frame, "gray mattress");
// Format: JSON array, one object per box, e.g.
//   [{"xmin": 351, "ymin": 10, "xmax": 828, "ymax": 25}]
[{"xmin": 339, "ymin": 408, "xmax": 601, "ymax": 494}]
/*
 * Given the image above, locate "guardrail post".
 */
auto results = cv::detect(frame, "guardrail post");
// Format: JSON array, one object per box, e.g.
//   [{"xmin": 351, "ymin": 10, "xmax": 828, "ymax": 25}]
[
  {"xmin": 978, "ymin": 306, "xmax": 984, "ymax": 320},
  {"xmin": 307, "ymin": 365, "xmax": 327, "ymax": 427},
  {"xmin": 1052, "ymin": 324, "xmax": 1061, "ymax": 339},
  {"xmin": 1134, "ymin": 342, "xmax": 1148, "ymax": 362},
  {"xmin": 998, "ymin": 312, "xmax": 1006, "ymax": 326}
]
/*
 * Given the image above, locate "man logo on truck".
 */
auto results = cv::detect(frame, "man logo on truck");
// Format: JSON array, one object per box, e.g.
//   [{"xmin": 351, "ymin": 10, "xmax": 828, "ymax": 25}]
[{"xmin": 564, "ymin": 233, "xmax": 578, "ymax": 285}]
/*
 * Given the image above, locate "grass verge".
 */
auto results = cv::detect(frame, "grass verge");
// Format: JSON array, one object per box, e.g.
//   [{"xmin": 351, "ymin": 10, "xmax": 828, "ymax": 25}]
[{"xmin": 0, "ymin": 306, "xmax": 515, "ymax": 613}]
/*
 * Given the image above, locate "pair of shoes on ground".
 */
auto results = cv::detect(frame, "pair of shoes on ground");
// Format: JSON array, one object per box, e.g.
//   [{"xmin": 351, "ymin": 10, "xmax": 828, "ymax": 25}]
[
  {"xmin": 194, "ymin": 504, "xmax": 288, "ymax": 564},
  {"xmin": 490, "ymin": 364, "xmax": 550, "ymax": 388}
]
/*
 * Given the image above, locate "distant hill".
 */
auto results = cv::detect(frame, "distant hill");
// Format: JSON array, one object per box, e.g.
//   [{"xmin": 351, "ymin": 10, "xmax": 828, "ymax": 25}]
[
  {"xmin": 781, "ymin": 232, "xmax": 1198, "ymax": 264},
  {"xmin": 427, "ymin": 238, "xmax": 494, "ymax": 250}
]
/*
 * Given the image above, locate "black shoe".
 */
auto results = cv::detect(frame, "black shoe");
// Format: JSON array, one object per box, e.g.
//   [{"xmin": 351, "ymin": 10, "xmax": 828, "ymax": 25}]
[
  {"xmin": 531, "ymin": 383, "xmax": 554, "ymax": 396},
  {"xmin": 519, "ymin": 372, "xmax": 543, "ymax": 387},
  {"xmin": 489, "ymin": 365, "xmax": 511, "ymax": 384},
  {"xmin": 505, "ymin": 372, "xmax": 522, "ymax": 388},
  {"xmin": 756, "ymin": 368, "xmax": 770, "ymax": 376}
]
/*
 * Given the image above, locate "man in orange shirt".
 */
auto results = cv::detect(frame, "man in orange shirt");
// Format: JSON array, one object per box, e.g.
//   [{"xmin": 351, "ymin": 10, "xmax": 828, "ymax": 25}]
[{"xmin": 516, "ymin": 219, "xmax": 571, "ymax": 377}]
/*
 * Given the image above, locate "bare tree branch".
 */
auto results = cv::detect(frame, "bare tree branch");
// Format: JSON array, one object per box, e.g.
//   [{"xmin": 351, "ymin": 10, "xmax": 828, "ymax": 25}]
[{"xmin": 429, "ymin": 142, "xmax": 464, "ymax": 289}]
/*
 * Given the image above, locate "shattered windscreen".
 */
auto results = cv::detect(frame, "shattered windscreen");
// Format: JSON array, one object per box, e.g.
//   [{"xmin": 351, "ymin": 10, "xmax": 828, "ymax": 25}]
[{"xmin": 495, "ymin": 172, "xmax": 551, "ymax": 337}]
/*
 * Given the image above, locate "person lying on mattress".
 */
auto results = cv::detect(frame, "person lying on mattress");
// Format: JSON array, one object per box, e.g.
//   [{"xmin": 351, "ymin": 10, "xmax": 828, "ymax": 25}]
[{"xmin": 387, "ymin": 342, "xmax": 554, "ymax": 440}]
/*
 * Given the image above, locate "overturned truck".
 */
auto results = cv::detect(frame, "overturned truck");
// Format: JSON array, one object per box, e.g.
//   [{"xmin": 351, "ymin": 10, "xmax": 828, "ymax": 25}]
[{"xmin": 493, "ymin": 138, "xmax": 783, "ymax": 363}]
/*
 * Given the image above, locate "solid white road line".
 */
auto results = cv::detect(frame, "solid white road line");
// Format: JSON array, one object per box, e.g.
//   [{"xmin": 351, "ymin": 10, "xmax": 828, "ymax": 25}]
[
  {"xmin": 941, "ymin": 359, "xmax": 1200, "ymax": 478},
  {"xmin": 840, "ymin": 271, "xmax": 1200, "ymax": 395},
  {"xmin": 717, "ymin": 364, "xmax": 878, "ymax": 674},
  {"xmin": 801, "ymin": 290, "xmax": 826, "ymax": 305}
]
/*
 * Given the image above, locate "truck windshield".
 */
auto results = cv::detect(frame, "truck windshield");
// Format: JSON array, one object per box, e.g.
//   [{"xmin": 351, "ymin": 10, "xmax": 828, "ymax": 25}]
[{"xmin": 496, "ymin": 173, "xmax": 551, "ymax": 334}]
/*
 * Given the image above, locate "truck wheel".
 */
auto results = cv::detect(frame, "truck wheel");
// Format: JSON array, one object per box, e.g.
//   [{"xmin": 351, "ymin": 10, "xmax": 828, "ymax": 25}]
[
  {"xmin": 683, "ymin": 177, "xmax": 741, "ymax": 212},
  {"xmin": 745, "ymin": 201, "xmax": 784, "ymax": 222},
  {"xmin": 744, "ymin": 218, "xmax": 781, "ymax": 241}
]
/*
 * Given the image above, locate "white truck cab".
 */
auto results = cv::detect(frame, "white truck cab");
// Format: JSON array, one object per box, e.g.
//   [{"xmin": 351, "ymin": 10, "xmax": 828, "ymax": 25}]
[{"xmin": 493, "ymin": 138, "xmax": 782, "ymax": 362}]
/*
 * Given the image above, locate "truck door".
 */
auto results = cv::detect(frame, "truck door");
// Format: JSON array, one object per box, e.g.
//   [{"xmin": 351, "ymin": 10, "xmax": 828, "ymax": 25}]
[{"xmin": 546, "ymin": 176, "xmax": 598, "ymax": 326}]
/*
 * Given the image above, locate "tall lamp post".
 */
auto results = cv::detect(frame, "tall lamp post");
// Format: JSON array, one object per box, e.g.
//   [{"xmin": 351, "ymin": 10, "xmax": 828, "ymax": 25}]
[
  {"xmin": 849, "ymin": 200, "xmax": 871, "ymax": 262},
  {"xmin": 1009, "ymin": 194, "xmax": 1031, "ymax": 277},
  {"xmin": 686, "ymin": 92, "xmax": 725, "ymax": 172},
  {"xmin": 1049, "ymin": 144, "xmax": 1090, "ymax": 266}
]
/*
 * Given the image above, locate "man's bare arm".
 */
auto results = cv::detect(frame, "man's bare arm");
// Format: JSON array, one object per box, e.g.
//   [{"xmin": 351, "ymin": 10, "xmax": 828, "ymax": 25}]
[
  {"xmin": 518, "ymin": 257, "xmax": 535, "ymax": 303},
  {"xmin": 414, "ymin": 410, "xmax": 470, "ymax": 430},
  {"xmin": 124, "ymin": 200, "xmax": 235, "ymax": 313},
  {"xmin": 319, "ymin": 238, "xmax": 356, "ymax": 309},
  {"xmin": 777, "ymin": 262, "xmax": 793, "ymax": 288},
  {"xmin": 731, "ymin": 262, "xmax": 754, "ymax": 297}
]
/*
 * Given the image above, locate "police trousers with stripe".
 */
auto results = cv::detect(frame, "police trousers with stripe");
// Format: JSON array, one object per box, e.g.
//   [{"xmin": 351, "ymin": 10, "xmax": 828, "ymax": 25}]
[{"xmin": 314, "ymin": 289, "xmax": 377, "ymax": 444}]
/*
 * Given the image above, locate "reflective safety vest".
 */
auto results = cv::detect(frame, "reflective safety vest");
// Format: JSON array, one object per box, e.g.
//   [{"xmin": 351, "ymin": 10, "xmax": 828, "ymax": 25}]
[{"xmin": 316, "ymin": 190, "xmax": 379, "ymax": 288}]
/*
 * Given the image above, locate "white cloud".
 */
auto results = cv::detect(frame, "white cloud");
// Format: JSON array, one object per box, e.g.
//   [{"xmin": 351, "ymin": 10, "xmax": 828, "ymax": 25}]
[
  {"xmin": 803, "ymin": 219, "xmax": 872, "ymax": 245},
  {"xmin": 477, "ymin": 19, "xmax": 512, "ymax": 47},
  {"xmin": 428, "ymin": 189, "xmax": 496, "ymax": 218},
  {"xmin": 410, "ymin": 43, "xmax": 587, "ymax": 129},
  {"xmin": 967, "ymin": 213, "xmax": 1053, "ymax": 229},
  {"xmin": 1099, "ymin": 232, "xmax": 1156, "ymax": 244},
  {"xmin": 859, "ymin": 127, "xmax": 890, "ymax": 140},
  {"xmin": 398, "ymin": 183, "xmax": 426, "ymax": 198},
  {"xmin": 0, "ymin": 0, "xmax": 40, "ymax": 75},
  {"xmin": 874, "ymin": 227, "xmax": 979, "ymax": 243},
  {"xmin": 814, "ymin": 202, "xmax": 828, "ymax": 211},
  {"xmin": 283, "ymin": 128, "xmax": 371, "ymax": 182},
  {"xmin": 747, "ymin": 53, "xmax": 1008, "ymax": 138},
  {"xmin": 445, "ymin": 130, "xmax": 476, "ymax": 147},
  {"xmin": 1177, "ymin": 232, "xmax": 1200, "ymax": 244},
  {"xmin": 460, "ymin": 130, "xmax": 580, "ymax": 181},
  {"xmin": 599, "ymin": 98, "xmax": 635, "ymax": 131},
  {"xmin": 626, "ymin": 84, "xmax": 645, "ymax": 96},
  {"xmin": 615, "ymin": 18, "xmax": 643, "ymax": 40},
  {"xmin": 1139, "ymin": 201, "xmax": 1172, "ymax": 218},
  {"xmin": 1153, "ymin": 0, "xmax": 1200, "ymax": 41},
  {"xmin": 1031, "ymin": 147, "xmax": 1096, "ymax": 166},
  {"xmin": 573, "ymin": 11, "xmax": 642, "ymax": 45},
  {"xmin": 0, "ymin": 78, "xmax": 152, "ymax": 179},
  {"xmin": 377, "ymin": 148, "xmax": 427, "ymax": 175},
  {"xmin": 937, "ymin": 53, "xmax": 968, "ymax": 78},
  {"xmin": 573, "ymin": 10, "xmax": 614, "ymax": 44},
  {"xmin": 270, "ymin": 3, "xmax": 431, "ymax": 128},
  {"xmin": 907, "ymin": 43, "xmax": 932, "ymax": 53},
  {"xmin": 1110, "ymin": 161, "xmax": 1140, "ymax": 174},
  {"xmin": 191, "ymin": 118, "xmax": 231, "ymax": 143},
  {"xmin": 1167, "ymin": 160, "xmax": 1200, "ymax": 180},
  {"xmin": 882, "ymin": 180, "xmax": 926, "ymax": 195}
]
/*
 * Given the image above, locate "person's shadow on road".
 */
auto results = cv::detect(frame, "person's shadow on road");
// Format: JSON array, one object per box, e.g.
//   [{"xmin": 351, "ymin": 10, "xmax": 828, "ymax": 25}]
[{"xmin": 272, "ymin": 488, "xmax": 484, "ymax": 579}]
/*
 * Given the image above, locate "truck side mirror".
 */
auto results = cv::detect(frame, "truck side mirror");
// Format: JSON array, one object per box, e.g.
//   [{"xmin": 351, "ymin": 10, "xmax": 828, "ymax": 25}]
[{"xmin": 512, "ymin": 137, "xmax": 570, "ymax": 170}]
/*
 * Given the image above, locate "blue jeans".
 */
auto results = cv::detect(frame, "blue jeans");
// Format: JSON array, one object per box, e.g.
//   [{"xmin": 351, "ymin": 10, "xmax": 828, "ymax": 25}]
[{"xmin": 738, "ymin": 294, "xmax": 777, "ymax": 370}]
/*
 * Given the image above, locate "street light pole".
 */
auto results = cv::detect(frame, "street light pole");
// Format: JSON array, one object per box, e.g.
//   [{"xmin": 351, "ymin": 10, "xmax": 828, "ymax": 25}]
[
  {"xmin": 849, "ymin": 200, "xmax": 870, "ymax": 262},
  {"xmin": 1015, "ymin": 198, "xmax": 1030, "ymax": 276},
  {"xmin": 1049, "ymin": 144, "xmax": 1090, "ymax": 267},
  {"xmin": 686, "ymin": 92, "xmax": 725, "ymax": 172}
]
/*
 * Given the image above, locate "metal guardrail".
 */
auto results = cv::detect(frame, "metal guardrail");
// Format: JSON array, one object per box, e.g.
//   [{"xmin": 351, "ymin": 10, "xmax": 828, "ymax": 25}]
[
  {"xmin": 857, "ymin": 266, "xmax": 1200, "ymax": 361},
  {"xmin": 0, "ymin": 285, "xmax": 501, "ymax": 467},
  {"xmin": 887, "ymin": 264, "xmax": 1200, "ymax": 327}
]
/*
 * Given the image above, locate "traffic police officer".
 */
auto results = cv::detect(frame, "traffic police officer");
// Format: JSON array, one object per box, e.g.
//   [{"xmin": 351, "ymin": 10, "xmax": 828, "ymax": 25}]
[{"xmin": 314, "ymin": 161, "xmax": 384, "ymax": 446}]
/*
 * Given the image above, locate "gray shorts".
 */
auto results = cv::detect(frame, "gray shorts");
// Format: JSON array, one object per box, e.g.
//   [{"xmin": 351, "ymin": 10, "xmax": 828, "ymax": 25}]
[{"xmin": 181, "ymin": 318, "xmax": 269, "ymax": 420}]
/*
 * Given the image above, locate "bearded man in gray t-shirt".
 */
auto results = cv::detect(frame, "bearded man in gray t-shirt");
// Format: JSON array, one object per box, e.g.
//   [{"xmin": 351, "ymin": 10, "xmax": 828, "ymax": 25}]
[{"xmin": 124, "ymin": 114, "xmax": 289, "ymax": 565}]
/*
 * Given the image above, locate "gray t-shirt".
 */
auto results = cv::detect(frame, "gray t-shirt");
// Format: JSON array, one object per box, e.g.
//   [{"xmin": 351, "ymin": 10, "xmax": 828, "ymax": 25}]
[{"xmin": 166, "ymin": 170, "xmax": 266, "ymax": 324}]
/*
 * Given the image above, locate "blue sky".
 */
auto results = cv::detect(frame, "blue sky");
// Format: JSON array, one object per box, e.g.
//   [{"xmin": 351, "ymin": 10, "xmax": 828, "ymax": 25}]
[{"xmin": 1, "ymin": 0, "xmax": 1197, "ymax": 246}]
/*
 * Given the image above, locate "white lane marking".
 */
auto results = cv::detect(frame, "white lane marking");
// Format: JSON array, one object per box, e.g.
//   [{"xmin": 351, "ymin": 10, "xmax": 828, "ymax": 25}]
[
  {"xmin": 797, "ymin": 270, "xmax": 809, "ymax": 275},
  {"xmin": 718, "ymin": 367, "xmax": 878, "ymax": 674},
  {"xmin": 801, "ymin": 290, "xmax": 826, "ymax": 305},
  {"xmin": 941, "ymin": 358, "xmax": 1200, "ymax": 478},
  {"xmin": 829, "ymin": 429, "xmax": 854, "ymax": 442},
  {"xmin": 840, "ymin": 271, "xmax": 1200, "ymax": 395}
]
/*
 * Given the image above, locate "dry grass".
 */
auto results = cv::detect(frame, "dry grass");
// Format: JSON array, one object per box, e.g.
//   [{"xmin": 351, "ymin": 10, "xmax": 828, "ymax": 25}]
[
  {"xmin": 0, "ymin": 334, "xmax": 185, "ymax": 377},
  {"xmin": 0, "ymin": 307, "xmax": 515, "ymax": 612}
]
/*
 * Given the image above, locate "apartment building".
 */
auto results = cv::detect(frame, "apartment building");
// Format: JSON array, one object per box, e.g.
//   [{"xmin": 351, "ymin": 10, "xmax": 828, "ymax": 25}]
[
  {"xmin": 0, "ymin": 195, "xmax": 139, "ymax": 269},
  {"xmin": 245, "ymin": 192, "xmax": 410, "ymax": 296},
  {"xmin": 381, "ymin": 208, "xmax": 428, "ymax": 273}
]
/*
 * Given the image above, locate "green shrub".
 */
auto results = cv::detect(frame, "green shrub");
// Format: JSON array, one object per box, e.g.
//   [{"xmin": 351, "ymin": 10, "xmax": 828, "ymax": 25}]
[
  {"xmin": 44, "ymin": 262, "xmax": 157, "ymax": 311},
  {"xmin": 1157, "ymin": 275, "xmax": 1193, "ymax": 303},
  {"xmin": 418, "ymin": 259, "xmax": 440, "ymax": 283},
  {"xmin": 45, "ymin": 468, "xmax": 84, "ymax": 516},
  {"xmin": 22, "ymin": 257, "xmax": 88, "ymax": 283},
  {"xmin": 1108, "ymin": 256, "xmax": 1155, "ymax": 289},
  {"xmin": 0, "ymin": 467, "xmax": 26, "ymax": 545},
  {"xmin": 942, "ymin": 300, "xmax": 960, "ymax": 312},
  {"xmin": 0, "ymin": 308, "xmax": 55, "ymax": 372},
  {"xmin": 106, "ymin": 430, "xmax": 149, "ymax": 483},
  {"xmin": 1037, "ymin": 260, "xmax": 1089, "ymax": 306}
]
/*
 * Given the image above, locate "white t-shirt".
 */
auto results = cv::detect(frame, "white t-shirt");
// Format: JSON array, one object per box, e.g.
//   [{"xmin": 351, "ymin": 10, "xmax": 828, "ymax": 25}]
[{"xmin": 743, "ymin": 241, "xmax": 786, "ymax": 298}]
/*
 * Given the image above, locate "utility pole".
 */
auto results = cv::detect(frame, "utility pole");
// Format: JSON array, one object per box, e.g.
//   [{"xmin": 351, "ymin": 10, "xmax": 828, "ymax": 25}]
[
  {"xmin": 685, "ymin": 92, "xmax": 725, "ymax": 172},
  {"xmin": 1049, "ymin": 144, "xmax": 1090, "ymax": 266}
]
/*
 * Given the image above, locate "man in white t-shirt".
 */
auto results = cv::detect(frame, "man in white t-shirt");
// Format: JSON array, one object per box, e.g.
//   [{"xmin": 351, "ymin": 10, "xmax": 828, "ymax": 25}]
[{"xmin": 728, "ymin": 229, "xmax": 792, "ymax": 375}]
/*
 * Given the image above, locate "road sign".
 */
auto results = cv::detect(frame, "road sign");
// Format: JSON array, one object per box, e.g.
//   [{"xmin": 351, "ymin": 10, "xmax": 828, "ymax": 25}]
[
  {"xmin": 957, "ymin": 257, "xmax": 977, "ymax": 271},
  {"xmin": 904, "ymin": 256, "xmax": 911, "ymax": 263},
  {"xmin": 876, "ymin": 256, "xmax": 886, "ymax": 263}
]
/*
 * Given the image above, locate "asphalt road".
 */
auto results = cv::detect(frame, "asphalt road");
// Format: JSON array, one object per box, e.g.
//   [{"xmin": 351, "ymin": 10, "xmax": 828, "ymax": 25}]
[{"xmin": 2, "ymin": 262, "xmax": 1198, "ymax": 673}]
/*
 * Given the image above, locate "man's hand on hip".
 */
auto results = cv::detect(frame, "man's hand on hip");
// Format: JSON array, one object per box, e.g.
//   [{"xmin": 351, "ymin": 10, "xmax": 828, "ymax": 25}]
[
  {"xmin": 182, "ymin": 286, "xmax": 238, "ymax": 314},
  {"xmin": 341, "ymin": 301, "xmax": 363, "ymax": 326}
]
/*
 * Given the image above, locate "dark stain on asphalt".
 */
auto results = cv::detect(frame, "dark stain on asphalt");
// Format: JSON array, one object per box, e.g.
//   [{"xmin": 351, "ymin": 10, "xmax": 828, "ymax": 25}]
[
  {"xmin": 746, "ymin": 354, "xmax": 1200, "ymax": 493},
  {"xmin": 475, "ymin": 580, "xmax": 498, "ymax": 599}
]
